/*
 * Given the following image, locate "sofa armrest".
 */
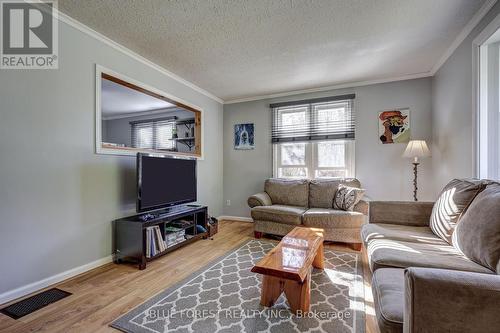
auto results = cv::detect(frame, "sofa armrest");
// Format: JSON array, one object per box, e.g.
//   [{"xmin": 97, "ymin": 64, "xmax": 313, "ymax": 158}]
[
  {"xmin": 353, "ymin": 199, "xmax": 369, "ymax": 215},
  {"xmin": 369, "ymin": 201, "xmax": 434, "ymax": 227},
  {"xmin": 247, "ymin": 192, "xmax": 272, "ymax": 208},
  {"xmin": 404, "ymin": 267, "xmax": 500, "ymax": 333}
]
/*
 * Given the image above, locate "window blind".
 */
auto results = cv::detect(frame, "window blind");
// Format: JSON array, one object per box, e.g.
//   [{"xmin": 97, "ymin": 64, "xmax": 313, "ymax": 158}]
[
  {"xmin": 131, "ymin": 118, "xmax": 176, "ymax": 150},
  {"xmin": 270, "ymin": 94, "xmax": 355, "ymax": 143}
]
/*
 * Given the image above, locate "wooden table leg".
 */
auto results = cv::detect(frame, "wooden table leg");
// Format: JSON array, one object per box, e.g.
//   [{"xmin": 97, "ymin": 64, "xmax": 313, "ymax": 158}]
[
  {"xmin": 139, "ymin": 256, "xmax": 147, "ymax": 270},
  {"xmin": 313, "ymin": 241, "xmax": 325, "ymax": 269},
  {"xmin": 260, "ymin": 275, "xmax": 283, "ymax": 307},
  {"xmin": 284, "ymin": 270, "xmax": 311, "ymax": 314}
]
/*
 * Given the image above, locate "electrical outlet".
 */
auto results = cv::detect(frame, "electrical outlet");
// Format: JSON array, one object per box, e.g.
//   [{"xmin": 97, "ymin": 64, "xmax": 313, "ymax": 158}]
[{"xmin": 226, "ymin": 200, "xmax": 231, "ymax": 206}]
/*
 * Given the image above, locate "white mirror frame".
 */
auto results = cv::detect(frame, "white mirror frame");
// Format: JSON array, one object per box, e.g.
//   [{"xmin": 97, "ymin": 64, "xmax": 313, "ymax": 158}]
[{"xmin": 95, "ymin": 64, "xmax": 204, "ymax": 159}]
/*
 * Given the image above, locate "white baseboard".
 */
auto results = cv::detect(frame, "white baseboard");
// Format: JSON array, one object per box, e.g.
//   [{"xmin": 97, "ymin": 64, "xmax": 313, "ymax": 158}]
[
  {"xmin": 218, "ymin": 215, "xmax": 253, "ymax": 223},
  {"xmin": 0, "ymin": 217, "xmax": 250, "ymax": 305},
  {"xmin": 0, "ymin": 255, "xmax": 113, "ymax": 306}
]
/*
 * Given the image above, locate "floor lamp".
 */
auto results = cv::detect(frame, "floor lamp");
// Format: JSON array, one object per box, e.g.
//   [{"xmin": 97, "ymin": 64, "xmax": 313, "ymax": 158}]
[{"xmin": 403, "ymin": 140, "xmax": 431, "ymax": 201}]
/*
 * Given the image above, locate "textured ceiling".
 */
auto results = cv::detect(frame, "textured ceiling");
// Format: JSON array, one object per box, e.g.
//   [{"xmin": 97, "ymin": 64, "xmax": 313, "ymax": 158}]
[{"xmin": 59, "ymin": 0, "xmax": 486, "ymax": 101}]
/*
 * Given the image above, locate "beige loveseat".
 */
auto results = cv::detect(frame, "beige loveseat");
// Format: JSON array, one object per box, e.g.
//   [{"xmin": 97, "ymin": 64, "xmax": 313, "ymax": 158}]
[
  {"xmin": 248, "ymin": 178, "xmax": 368, "ymax": 249},
  {"xmin": 362, "ymin": 179, "xmax": 500, "ymax": 333}
]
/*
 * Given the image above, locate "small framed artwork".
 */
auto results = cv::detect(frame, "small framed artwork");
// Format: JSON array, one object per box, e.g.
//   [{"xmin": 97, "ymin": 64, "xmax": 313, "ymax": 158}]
[
  {"xmin": 378, "ymin": 108, "xmax": 410, "ymax": 144},
  {"xmin": 234, "ymin": 123, "xmax": 255, "ymax": 150}
]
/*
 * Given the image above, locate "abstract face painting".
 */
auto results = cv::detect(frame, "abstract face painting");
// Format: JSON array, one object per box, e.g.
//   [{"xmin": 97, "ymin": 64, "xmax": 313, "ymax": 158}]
[{"xmin": 378, "ymin": 109, "xmax": 410, "ymax": 144}]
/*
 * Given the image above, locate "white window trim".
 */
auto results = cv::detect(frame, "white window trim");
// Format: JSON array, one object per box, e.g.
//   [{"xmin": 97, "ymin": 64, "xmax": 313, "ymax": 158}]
[
  {"xmin": 473, "ymin": 11, "xmax": 500, "ymax": 179},
  {"xmin": 312, "ymin": 140, "xmax": 355, "ymax": 177},
  {"xmin": 272, "ymin": 140, "xmax": 355, "ymax": 179}
]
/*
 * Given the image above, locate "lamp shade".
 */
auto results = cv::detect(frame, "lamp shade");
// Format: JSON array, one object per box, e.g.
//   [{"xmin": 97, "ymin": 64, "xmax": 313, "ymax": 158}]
[{"xmin": 403, "ymin": 140, "xmax": 431, "ymax": 162}]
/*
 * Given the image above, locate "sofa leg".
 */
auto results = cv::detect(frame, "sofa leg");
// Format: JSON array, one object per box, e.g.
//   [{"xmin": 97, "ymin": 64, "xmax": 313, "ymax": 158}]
[
  {"xmin": 254, "ymin": 231, "xmax": 263, "ymax": 239},
  {"xmin": 351, "ymin": 243, "xmax": 362, "ymax": 251}
]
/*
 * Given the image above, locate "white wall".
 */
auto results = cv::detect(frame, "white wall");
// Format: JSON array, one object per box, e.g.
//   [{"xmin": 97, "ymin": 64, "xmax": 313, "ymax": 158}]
[
  {"xmin": 432, "ymin": 1, "xmax": 500, "ymax": 192},
  {"xmin": 0, "ymin": 19, "xmax": 223, "ymax": 297},
  {"xmin": 223, "ymin": 78, "xmax": 434, "ymax": 217}
]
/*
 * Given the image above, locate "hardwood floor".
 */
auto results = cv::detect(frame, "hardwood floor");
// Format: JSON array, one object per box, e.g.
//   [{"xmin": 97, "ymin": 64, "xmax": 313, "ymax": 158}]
[{"xmin": 0, "ymin": 221, "xmax": 379, "ymax": 333}]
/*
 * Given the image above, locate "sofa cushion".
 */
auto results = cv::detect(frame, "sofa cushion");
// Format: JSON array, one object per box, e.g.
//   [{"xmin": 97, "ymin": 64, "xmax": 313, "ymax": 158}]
[
  {"xmin": 302, "ymin": 208, "xmax": 365, "ymax": 229},
  {"xmin": 309, "ymin": 178, "xmax": 361, "ymax": 208},
  {"xmin": 372, "ymin": 268, "xmax": 404, "ymax": 333},
  {"xmin": 430, "ymin": 179, "xmax": 487, "ymax": 244},
  {"xmin": 453, "ymin": 182, "xmax": 500, "ymax": 273},
  {"xmin": 264, "ymin": 179, "xmax": 309, "ymax": 207},
  {"xmin": 251, "ymin": 205, "xmax": 306, "ymax": 225},
  {"xmin": 366, "ymin": 238, "xmax": 493, "ymax": 274},
  {"xmin": 361, "ymin": 223, "xmax": 447, "ymax": 246},
  {"xmin": 333, "ymin": 184, "xmax": 365, "ymax": 211}
]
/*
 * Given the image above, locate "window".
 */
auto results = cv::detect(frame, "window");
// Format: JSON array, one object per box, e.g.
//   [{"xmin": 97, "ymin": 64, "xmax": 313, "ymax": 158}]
[
  {"xmin": 131, "ymin": 119, "xmax": 175, "ymax": 150},
  {"xmin": 274, "ymin": 141, "xmax": 354, "ymax": 179},
  {"xmin": 271, "ymin": 95, "xmax": 355, "ymax": 179},
  {"xmin": 155, "ymin": 122, "xmax": 175, "ymax": 150}
]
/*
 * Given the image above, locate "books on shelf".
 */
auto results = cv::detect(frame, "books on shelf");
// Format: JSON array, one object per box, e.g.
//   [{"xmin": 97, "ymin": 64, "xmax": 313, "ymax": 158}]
[
  {"xmin": 165, "ymin": 226, "xmax": 183, "ymax": 233},
  {"xmin": 145, "ymin": 225, "xmax": 167, "ymax": 258},
  {"xmin": 145, "ymin": 223, "xmax": 195, "ymax": 258},
  {"xmin": 165, "ymin": 226, "xmax": 187, "ymax": 248}
]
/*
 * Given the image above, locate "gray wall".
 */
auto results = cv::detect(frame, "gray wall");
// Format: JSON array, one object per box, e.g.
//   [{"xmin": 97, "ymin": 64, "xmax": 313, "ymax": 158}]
[
  {"xmin": 223, "ymin": 78, "xmax": 434, "ymax": 217},
  {"xmin": 432, "ymin": 1, "xmax": 500, "ymax": 192},
  {"xmin": 0, "ymin": 21, "xmax": 223, "ymax": 295}
]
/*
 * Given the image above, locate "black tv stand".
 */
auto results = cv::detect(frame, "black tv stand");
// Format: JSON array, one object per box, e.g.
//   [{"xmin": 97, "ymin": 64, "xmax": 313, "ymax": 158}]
[{"xmin": 113, "ymin": 205, "xmax": 208, "ymax": 270}]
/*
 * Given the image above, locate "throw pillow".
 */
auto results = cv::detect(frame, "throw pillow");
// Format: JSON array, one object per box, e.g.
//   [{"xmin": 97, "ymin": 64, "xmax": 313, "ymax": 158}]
[
  {"xmin": 430, "ymin": 179, "xmax": 487, "ymax": 244},
  {"xmin": 309, "ymin": 179, "xmax": 361, "ymax": 208},
  {"xmin": 333, "ymin": 184, "xmax": 365, "ymax": 211},
  {"xmin": 453, "ymin": 182, "xmax": 500, "ymax": 273}
]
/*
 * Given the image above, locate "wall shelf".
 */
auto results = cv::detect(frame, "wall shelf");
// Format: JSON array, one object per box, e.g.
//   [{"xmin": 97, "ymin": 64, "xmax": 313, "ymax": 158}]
[
  {"xmin": 173, "ymin": 119, "xmax": 195, "ymax": 151},
  {"xmin": 174, "ymin": 137, "xmax": 195, "ymax": 149}
]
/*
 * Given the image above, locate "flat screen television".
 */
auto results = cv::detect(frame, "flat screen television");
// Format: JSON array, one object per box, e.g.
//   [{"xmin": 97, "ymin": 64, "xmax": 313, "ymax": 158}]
[{"xmin": 137, "ymin": 153, "xmax": 197, "ymax": 212}]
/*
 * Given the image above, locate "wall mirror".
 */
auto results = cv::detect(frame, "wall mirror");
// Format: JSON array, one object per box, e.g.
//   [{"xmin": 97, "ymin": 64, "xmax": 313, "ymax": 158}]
[{"xmin": 96, "ymin": 66, "xmax": 202, "ymax": 157}]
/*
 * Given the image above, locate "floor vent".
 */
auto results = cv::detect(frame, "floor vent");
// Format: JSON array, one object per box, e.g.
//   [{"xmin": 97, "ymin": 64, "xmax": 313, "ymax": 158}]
[{"xmin": 0, "ymin": 288, "xmax": 71, "ymax": 319}]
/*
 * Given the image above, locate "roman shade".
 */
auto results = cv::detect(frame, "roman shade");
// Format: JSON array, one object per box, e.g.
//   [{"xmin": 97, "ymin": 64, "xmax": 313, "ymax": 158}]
[{"xmin": 270, "ymin": 94, "xmax": 355, "ymax": 143}]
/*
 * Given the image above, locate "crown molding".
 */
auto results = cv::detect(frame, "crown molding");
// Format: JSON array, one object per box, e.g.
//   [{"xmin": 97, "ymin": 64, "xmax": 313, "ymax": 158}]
[
  {"xmin": 56, "ymin": 0, "xmax": 497, "ymax": 106},
  {"xmin": 56, "ymin": 10, "xmax": 224, "ymax": 104},
  {"xmin": 225, "ymin": 0, "xmax": 497, "ymax": 105},
  {"xmin": 224, "ymin": 71, "xmax": 432, "ymax": 104},
  {"xmin": 430, "ymin": 0, "xmax": 498, "ymax": 75}
]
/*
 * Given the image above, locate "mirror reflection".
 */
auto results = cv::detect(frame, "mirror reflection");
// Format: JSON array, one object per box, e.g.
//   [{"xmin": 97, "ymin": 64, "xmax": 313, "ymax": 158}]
[{"xmin": 99, "ymin": 73, "xmax": 200, "ymax": 156}]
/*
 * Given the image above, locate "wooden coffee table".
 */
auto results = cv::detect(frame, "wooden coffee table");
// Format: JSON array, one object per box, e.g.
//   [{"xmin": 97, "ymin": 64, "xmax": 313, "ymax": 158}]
[{"xmin": 251, "ymin": 227, "xmax": 325, "ymax": 314}]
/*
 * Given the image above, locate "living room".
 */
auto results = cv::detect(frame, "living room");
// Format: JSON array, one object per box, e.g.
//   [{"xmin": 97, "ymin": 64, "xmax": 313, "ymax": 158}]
[{"xmin": 0, "ymin": 1, "xmax": 499, "ymax": 332}]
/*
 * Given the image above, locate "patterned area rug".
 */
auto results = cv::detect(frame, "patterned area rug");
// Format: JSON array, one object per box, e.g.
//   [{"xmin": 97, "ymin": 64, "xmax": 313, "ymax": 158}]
[{"xmin": 111, "ymin": 239, "xmax": 365, "ymax": 333}]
